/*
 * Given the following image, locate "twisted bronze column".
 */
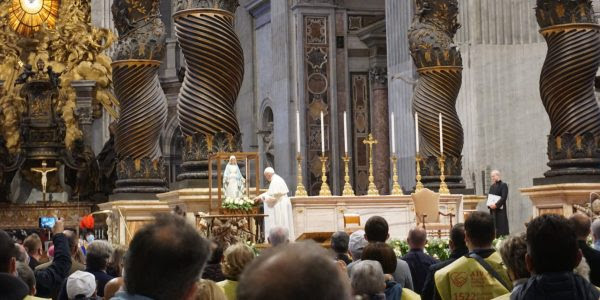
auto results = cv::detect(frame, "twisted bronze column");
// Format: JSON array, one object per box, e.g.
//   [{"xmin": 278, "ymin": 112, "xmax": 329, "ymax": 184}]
[
  {"xmin": 174, "ymin": 1, "xmax": 244, "ymax": 180},
  {"xmin": 111, "ymin": 0, "xmax": 168, "ymax": 193},
  {"xmin": 408, "ymin": 0, "xmax": 465, "ymax": 191},
  {"xmin": 535, "ymin": 0, "xmax": 600, "ymax": 180}
]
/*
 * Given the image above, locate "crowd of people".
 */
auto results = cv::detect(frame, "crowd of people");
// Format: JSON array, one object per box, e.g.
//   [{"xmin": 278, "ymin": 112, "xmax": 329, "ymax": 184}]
[{"xmin": 3, "ymin": 211, "xmax": 600, "ymax": 300}]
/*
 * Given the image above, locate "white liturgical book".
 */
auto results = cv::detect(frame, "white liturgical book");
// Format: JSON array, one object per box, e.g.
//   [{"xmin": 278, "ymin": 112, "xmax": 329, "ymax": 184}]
[{"xmin": 487, "ymin": 194, "xmax": 501, "ymax": 206}]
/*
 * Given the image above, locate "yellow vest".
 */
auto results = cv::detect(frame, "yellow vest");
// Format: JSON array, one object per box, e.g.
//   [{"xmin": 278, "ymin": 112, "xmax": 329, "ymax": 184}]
[
  {"xmin": 402, "ymin": 288, "xmax": 422, "ymax": 300},
  {"xmin": 491, "ymin": 292, "xmax": 511, "ymax": 300},
  {"xmin": 217, "ymin": 279, "xmax": 238, "ymax": 300},
  {"xmin": 434, "ymin": 252, "xmax": 511, "ymax": 300}
]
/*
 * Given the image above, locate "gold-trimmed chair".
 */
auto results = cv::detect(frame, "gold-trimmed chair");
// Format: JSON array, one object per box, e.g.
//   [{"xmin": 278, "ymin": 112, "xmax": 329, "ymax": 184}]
[
  {"xmin": 343, "ymin": 213, "xmax": 361, "ymax": 229},
  {"xmin": 411, "ymin": 188, "xmax": 455, "ymax": 237}
]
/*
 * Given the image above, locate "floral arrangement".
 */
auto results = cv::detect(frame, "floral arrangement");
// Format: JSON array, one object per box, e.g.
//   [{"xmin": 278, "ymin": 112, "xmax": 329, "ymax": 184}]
[
  {"xmin": 222, "ymin": 196, "xmax": 254, "ymax": 211},
  {"xmin": 389, "ymin": 236, "xmax": 508, "ymax": 260}
]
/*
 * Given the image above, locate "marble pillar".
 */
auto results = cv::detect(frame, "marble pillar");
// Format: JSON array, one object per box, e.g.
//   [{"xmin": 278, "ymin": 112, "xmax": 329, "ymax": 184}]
[
  {"xmin": 358, "ymin": 21, "xmax": 390, "ymax": 194},
  {"xmin": 385, "ymin": 0, "xmax": 417, "ymax": 191},
  {"xmin": 370, "ymin": 68, "xmax": 390, "ymax": 194}
]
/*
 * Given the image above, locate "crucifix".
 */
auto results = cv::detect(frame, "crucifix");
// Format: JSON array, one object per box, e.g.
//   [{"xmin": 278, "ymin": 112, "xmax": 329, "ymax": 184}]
[
  {"xmin": 31, "ymin": 160, "xmax": 57, "ymax": 202},
  {"xmin": 363, "ymin": 133, "xmax": 379, "ymax": 196}
]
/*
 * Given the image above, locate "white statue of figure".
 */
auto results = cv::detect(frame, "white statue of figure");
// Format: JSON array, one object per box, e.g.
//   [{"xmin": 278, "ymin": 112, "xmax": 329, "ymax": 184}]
[
  {"xmin": 254, "ymin": 167, "xmax": 295, "ymax": 240},
  {"xmin": 223, "ymin": 156, "xmax": 245, "ymax": 200}
]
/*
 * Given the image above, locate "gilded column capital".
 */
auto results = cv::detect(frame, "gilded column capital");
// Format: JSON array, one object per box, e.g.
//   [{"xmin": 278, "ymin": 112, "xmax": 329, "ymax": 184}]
[
  {"xmin": 112, "ymin": 0, "xmax": 166, "ymax": 61},
  {"xmin": 408, "ymin": 0, "xmax": 462, "ymax": 69},
  {"xmin": 175, "ymin": 0, "xmax": 240, "ymax": 13},
  {"xmin": 536, "ymin": 0, "xmax": 596, "ymax": 29}
]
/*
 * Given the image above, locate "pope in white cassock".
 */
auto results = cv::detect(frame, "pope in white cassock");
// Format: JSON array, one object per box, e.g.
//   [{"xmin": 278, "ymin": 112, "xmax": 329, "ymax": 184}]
[{"xmin": 254, "ymin": 167, "xmax": 295, "ymax": 240}]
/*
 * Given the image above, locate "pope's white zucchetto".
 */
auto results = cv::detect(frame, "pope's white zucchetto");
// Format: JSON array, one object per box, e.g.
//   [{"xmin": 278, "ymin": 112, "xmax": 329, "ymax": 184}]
[{"xmin": 264, "ymin": 167, "xmax": 275, "ymax": 175}]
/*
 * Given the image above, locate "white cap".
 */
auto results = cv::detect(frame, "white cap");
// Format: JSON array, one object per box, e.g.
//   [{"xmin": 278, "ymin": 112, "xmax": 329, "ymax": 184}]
[
  {"xmin": 66, "ymin": 271, "xmax": 96, "ymax": 299},
  {"xmin": 264, "ymin": 167, "xmax": 275, "ymax": 175}
]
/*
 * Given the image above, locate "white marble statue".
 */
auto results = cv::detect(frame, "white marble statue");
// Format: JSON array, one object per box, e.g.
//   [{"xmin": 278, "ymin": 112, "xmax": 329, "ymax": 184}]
[
  {"xmin": 223, "ymin": 156, "xmax": 245, "ymax": 200},
  {"xmin": 254, "ymin": 167, "xmax": 295, "ymax": 240}
]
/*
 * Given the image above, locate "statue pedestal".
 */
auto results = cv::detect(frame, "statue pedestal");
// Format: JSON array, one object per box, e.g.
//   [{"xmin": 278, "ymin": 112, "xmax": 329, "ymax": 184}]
[
  {"xmin": 98, "ymin": 200, "xmax": 170, "ymax": 245},
  {"xmin": 520, "ymin": 183, "xmax": 600, "ymax": 217}
]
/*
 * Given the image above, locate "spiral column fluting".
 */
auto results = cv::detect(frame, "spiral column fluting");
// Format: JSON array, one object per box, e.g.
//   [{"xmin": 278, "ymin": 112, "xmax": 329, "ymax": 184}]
[
  {"xmin": 413, "ymin": 67, "xmax": 464, "ymax": 187},
  {"xmin": 112, "ymin": 61, "xmax": 168, "ymax": 193},
  {"xmin": 536, "ymin": 0, "xmax": 600, "ymax": 180},
  {"xmin": 409, "ymin": 0, "xmax": 466, "ymax": 191},
  {"xmin": 111, "ymin": 0, "xmax": 168, "ymax": 193},
  {"xmin": 174, "ymin": 6, "xmax": 244, "ymax": 180}
]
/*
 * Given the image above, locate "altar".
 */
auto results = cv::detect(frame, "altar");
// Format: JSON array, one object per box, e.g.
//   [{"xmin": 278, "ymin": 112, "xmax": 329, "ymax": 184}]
[{"xmin": 291, "ymin": 194, "xmax": 463, "ymax": 240}]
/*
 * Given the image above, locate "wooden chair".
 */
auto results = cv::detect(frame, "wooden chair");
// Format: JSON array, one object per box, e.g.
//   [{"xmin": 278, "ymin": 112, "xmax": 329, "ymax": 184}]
[
  {"xmin": 411, "ymin": 188, "xmax": 455, "ymax": 237},
  {"xmin": 343, "ymin": 213, "xmax": 361, "ymax": 232}
]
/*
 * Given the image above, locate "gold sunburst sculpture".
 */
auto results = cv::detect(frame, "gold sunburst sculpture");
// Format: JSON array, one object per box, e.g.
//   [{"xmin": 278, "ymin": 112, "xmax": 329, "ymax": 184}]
[{"xmin": 9, "ymin": 0, "xmax": 59, "ymax": 37}]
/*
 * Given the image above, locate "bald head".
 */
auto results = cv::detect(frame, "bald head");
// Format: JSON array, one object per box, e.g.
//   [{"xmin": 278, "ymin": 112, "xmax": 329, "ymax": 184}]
[
  {"xmin": 569, "ymin": 213, "xmax": 591, "ymax": 240},
  {"xmin": 407, "ymin": 227, "xmax": 427, "ymax": 249},
  {"xmin": 237, "ymin": 241, "xmax": 351, "ymax": 300}
]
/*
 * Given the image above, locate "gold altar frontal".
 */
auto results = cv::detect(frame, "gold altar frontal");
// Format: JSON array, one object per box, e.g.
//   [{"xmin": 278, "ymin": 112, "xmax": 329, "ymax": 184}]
[
  {"xmin": 520, "ymin": 183, "xmax": 600, "ymax": 217},
  {"xmin": 291, "ymin": 194, "xmax": 463, "ymax": 240},
  {"xmin": 0, "ymin": 202, "xmax": 93, "ymax": 230}
]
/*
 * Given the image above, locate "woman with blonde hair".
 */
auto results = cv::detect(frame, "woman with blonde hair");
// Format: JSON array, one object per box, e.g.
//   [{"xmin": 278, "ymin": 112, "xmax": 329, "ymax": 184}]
[{"xmin": 218, "ymin": 243, "xmax": 255, "ymax": 300}]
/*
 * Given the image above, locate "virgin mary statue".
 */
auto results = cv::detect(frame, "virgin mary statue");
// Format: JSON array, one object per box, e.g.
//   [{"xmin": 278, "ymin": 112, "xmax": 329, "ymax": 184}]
[{"xmin": 223, "ymin": 156, "xmax": 245, "ymax": 200}]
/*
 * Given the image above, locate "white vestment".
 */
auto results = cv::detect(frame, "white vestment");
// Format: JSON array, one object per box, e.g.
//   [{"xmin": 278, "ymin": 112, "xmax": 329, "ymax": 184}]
[{"xmin": 260, "ymin": 174, "xmax": 295, "ymax": 240}]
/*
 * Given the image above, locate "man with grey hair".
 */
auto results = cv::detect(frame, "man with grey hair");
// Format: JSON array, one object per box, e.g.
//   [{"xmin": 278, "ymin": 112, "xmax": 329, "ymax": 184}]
[
  {"xmin": 254, "ymin": 167, "xmax": 295, "ymax": 241},
  {"xmin": 350, "ymin": 260, "xmax": 386, "ymax": 299},
  {"xmin": 14, "ymin": 244, "xmax": 29, "ymax": 265},
  {"xmin": 592, "ymin": 219, "xmax": 600, "ymax": 250},
  {"xmin": 268, "ymin": 226, "xmax": 289, "ymax": 247},
  {"xmin": 331, "ymin": 231, "xmax": 352, "ymax": 265},
  {"xmin": 488, "ymin": 169, "xmax": 509, "ymax": 236},
  {"xmin": 84, "ymin": 240, "xmax": 114, "ymax": 298}
]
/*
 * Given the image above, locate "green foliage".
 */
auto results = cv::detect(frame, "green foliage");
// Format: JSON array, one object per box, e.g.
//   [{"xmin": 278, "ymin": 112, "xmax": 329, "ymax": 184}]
[{"xmin": 389, "ymin": 236, "xmax": 508, "ymax": 260}]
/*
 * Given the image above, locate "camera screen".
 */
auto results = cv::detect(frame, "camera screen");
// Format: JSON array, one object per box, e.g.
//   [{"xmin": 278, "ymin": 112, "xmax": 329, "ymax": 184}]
[{"xmin": 39, "ymin": 217, "xmax": 56, "ymax": 229}]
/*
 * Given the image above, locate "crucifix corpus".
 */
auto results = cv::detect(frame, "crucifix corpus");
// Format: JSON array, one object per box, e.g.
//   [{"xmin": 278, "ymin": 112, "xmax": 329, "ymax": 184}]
[{"xmin": 31, "ymin": 160, "xmax": 58, "ymax": 202}]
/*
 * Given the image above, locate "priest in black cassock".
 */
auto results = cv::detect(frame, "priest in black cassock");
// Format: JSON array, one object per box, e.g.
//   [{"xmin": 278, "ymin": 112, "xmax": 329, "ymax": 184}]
[{"xmin": 488, "ymin": 170, "xmax": 509, "ymax": 236}]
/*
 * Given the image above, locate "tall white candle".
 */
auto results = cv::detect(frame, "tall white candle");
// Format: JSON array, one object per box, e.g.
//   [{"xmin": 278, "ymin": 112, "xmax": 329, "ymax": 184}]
[
  {"xmin": 391, "ymin": 113, "xmax": 396, "ymax": 154},
  {"xmin": 343, "ymin": 111, "xmax": 348, "ymax": 154},
  {"xmin": 439, "ymin": 112, "xmax": 443, "ymax": 154},
  {"xmin": 320, "ymin": 111, "xmax": 325, "ymax": 153},
  {"xmin": 296, "ymin": 110, "xmax": 301, "ymax": 153},
  {"xmin": 415, "ymin": 112, "xmax": 420, "ymax": 153}
]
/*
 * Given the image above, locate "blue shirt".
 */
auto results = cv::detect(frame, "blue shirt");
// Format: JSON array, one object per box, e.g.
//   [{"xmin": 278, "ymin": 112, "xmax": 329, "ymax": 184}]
[{"xmin": 111, "ymin": 291, "xmax": 154, "ymax": 300}]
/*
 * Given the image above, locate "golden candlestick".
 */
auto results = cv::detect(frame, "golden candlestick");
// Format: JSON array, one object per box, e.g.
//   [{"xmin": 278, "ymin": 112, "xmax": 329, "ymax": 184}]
[
  {"xmin": 438, "ymin": 154, "xmax": 450, "ymax": 194},
  {"xmin": 319, "ymin": 155, "xmax": 332, "ymax": 196},
  {"xmin": 295, "ymin": 154, "xmax": 308, "ymax": 196},
  {"xmin": 342, "ymin": 153, "xmax": 354, "ymax": 196},
  {"xmin": 363, "ymin": 133, "xmax": 379, "ymax": 196},
  {"xmin": 391, "ymin": 154, "xmax": 403, "ymax": 195},
  {"xmin": 415, "ymin": 153, "xmax": 424, "ymax": 192}
]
